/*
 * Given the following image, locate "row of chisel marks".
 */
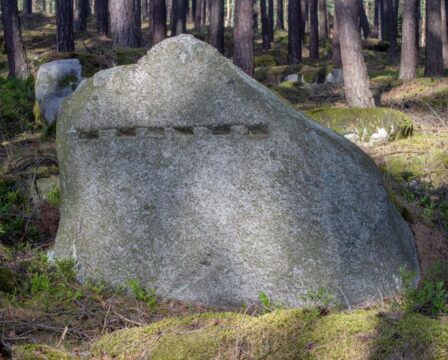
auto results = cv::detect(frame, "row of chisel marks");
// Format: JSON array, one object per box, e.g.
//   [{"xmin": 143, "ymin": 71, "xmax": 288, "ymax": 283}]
[{"xmin": 75, "ymin": 124, "xmax": 269, "ymax": 140}]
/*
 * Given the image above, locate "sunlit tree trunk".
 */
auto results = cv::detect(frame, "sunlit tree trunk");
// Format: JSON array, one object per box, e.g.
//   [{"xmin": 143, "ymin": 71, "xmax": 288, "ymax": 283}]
[
  {"xmin": 425, "ymin": 0, "xmax": 444, "ymax": 76},
  {"xmin": 399, "ymin": 0, "xmax": 419, "ymax": 79},
  {"xmin": 441, "ymin": 0, "xmax": 448, "ymax": 67},
  {"xmin": 110, "ymin": 0, "xmax": 141, "ymax": 47},
  {"xmin": 372, "ymin": 0, "xmax": 379, "ymax": 37},
  {"xmin": 1, "ymin": 0, "xmax": 31, "ymax": 78},
  {"xmin": 56, "ymin": 0, "xmax": 75, "ymax": 51},
  {"xmin": 209, "ymin": 0, "xmax": 224, "ymax": 52},
  {"xmin": 332, "ymin": 10, "xmax": 342, "ymax": 66}
]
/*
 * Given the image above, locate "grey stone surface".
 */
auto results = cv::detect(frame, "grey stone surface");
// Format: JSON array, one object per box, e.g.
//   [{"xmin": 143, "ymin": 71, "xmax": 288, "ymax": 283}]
[
  {"xmin": 35, "ymin": 59, "xmax": 83, "ymax": 126},
  {"xmin": 325, "ymin": 68, "xmax": 344, "ymax": 86},
  {"xmin": 53, "ymin": 35, "xmax": 419, "ymax": 307},
  {"xmin": 283, "ymin": 74, "xmax": 298, "ymax": 82}
]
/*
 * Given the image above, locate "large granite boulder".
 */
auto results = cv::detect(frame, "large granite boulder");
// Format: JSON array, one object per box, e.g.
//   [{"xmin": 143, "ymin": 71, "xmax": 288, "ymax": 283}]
[
  {"xmin": 53, "ymin": 35, "xmax": 419, "ymax": 307},
  {"xmin": 35, "ymin": 59, "xmax": 83, "ymax": 126}
]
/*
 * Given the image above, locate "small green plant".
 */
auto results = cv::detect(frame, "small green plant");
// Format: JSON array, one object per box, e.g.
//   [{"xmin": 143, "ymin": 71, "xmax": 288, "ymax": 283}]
[
  {"xmin": 300, "ymin": 287, "xmax": 336, "ymax": 310},
  {"xmin": 30, "ymin": 273, "xmax": 51, "ymax": 294},
  {"xmin": 258, "ymin": 291, "xmax": 282, "ymax": 313},
  {"xmin": 45, "ymin": 185, "xmax": 61, "ymax": 207},
  {"xmin": 128, "ymin": 279, "xmax": 157, "ymax": 310}
]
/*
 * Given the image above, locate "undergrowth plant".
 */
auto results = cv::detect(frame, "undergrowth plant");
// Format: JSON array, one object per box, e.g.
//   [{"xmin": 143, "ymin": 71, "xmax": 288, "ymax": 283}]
[{"xmin": 128, "ymin": 279, "xmax": 158, "ymax": 310}]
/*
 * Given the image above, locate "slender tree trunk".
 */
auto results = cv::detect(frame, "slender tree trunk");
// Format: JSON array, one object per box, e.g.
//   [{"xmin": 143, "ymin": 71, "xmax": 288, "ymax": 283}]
[
  {"xmin": 358, "ymin": 0, "xmax": 370, "ymax": 38},
  {"xmin": 151, "ymin": 0, "xmax": 167, "ymax": 45},
  {"xmin": 384, "ymin": 0, "xmax": 398, "ymax": 58},
  {"xmin": 192, "ymin": 0, "xmax": 196, "ymax": 21},
  {"xmin": 175, "ymin": 0, "xmax": 187, "ymax": 34},
  {"xmin": 201, "ymin": 0, "xmax": 207, "ymax": 24},
  {"xmin": 254, "ymin": 0, "xmax": 259, "ymax": 30},
  {"xmin": 425, "ymin": 0, "xmax": 444, "ymax": 76},
  {"xmin": 379, "ymin": 0, "xmax": 385, "ymax": 39},
  {"xmin": 399, "ymin": 0, "xmax": 418, "ymax": 79},
  {"xmin": 1, "ymin": 0, "xmax": 31, "ymax": 78},
  {"xmin": 441, "ymin": 0, "xmax": 448, "ymax": 67},
  {"xmin": 276, "ymin": 0, "xmax": 284, "ymax": 29},
  {"xmin": 225, "ymin": 0, "xmax": 232, "ymax": 26},
  {"xmin": 171, "ymin": 0, "xmax": 178, "ymax": 34},
  {"xmin": 207, "ymin": 0, "xmax": 212, "ymax": 23},
  {"xmin": 300, "ymin": 0, "xmax": 307, "ymax": 41},
  {"xmin": 95, "ymin": 0, "xmax": 109, "ymax": 35},
  {"xmin": 261, "ymin": 0, "xmax": 271, "ymax": 48},
  {"xmin": 74, "ymin": 0, "xmax": 89, "ymax": 31},
  {"xmin": 372, "ymin": 0, "xmax": 379, "ymax": 37},
  {"xmin": 233, "ymin": 0, "xmax": 254, "ymax": 75},
  {"xmin": 335, "ymin": 0, "xmax": 374, "ymax": 107},
  {"xmin": 56, "ymin": 0, "xmax": 75, "ymax": 51},
  {"xmin": 24, "ymin": 0, "xmax": 32, "ymax": 13},
  {"xmin": 195, "ymin": 0, "xmax": 202, "ymax": 28},
  {"xmin": 110, "ymin": 0, "xmax": 141, "ymax": 48},
  {"xmin": 318, "ymin": 0, "xmax": 327, "ymax": 40},
  {"xmin": 309, "ymin": 0, "xmax": 319, "ymax": 58},
  {"xmin": 288, "ymin": 0, "xmax": 302, "ymax": 63},
  {"xmin": 332, "ymin": 10, "xmax": 342, "ymax": 66},
  {"xmin": 142, "ymin": 0, "xmax": 149, "ymax": 19},
  {"xmin": 209, "ymin": 0, "xmax": 224, "ymax": 52},
  {"xmin": 421, "ymin": 1, "xmax": 426, "ymax": 47},
  {"xmin": 268, "ymin": 0, "xmax": 274, "ymax": 40}
]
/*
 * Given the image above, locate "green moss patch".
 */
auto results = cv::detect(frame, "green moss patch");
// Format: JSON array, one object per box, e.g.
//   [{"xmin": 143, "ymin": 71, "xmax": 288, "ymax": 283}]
[
  {"xmin": 300, "ymin": 65, "xmax": 331, "ymax": 85},
  {"xmin": 254, "ymin": 54, "xmax": 277, "ymax": 67},
  {"xmin": 273, "ymin": 82, "xmax": 311, "ymax": 104},
  {"xmin": 306, "ymin": 107, "xmax": 414, "ymax": 143},
  {"xmin": 115, "ymin": 48, "xmax": 148, "ymax": 66},
  {"xmin": 13, "ymin": 344, "xmax": 75, "ymax": 360},
  {"xmin": 254, "ymin": 64, "xmax": 302, "ymax": 85},
  {"xmin": 91, "ymin": 308, "xmax": 448, "ymax": 360}
]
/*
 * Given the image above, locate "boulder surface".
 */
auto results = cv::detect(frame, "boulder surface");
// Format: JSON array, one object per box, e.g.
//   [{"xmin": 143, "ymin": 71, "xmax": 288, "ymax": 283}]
[
  {"xmin": 53, "ymin": 35, "xmax": 419, "ymax": 307},
  {"xmin": 35, "ymin": 59, "xmax": 83, "ymax": 125}
]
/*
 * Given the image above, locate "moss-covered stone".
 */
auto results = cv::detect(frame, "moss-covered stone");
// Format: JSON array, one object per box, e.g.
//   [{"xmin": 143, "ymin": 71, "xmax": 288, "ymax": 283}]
[
  {"xmin": 92, "ymin": 308, "xmax": 448, "ymax": 360},
  {"xmin": 13, "ymin": 344, "xmax": 75, "ymax": 360},
  {"xmin": 254, "ymin": 64, "xmax": 302, "ymax": 85},
  {"xmin": 300, "ymin": 65, "xmax": 330, "ymax": 85},
  {"xmin": 254, "ymin": 54, "xmax": 277, "ymax": 67},
  {"xmin": 306, "ymin": 107, "xmax": 414, "ymax": 144},
  {"xmin": 272, "ymin": 82, "xmax": 311, "ymax": 104}
]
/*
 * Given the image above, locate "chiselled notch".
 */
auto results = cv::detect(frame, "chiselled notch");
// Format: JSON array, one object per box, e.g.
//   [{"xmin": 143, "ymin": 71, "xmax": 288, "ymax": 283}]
[
  {"xmin": 248, "ymin": 124, "xmax": 269, "ymax": 137},
  {"xmin": 212, "ymin": 125, "xmax": 232, "ymax": 135},
  {"xmin": 77, "ymin": 129, "xmax": 99, "ymax": 140},
  {"xmin": 138, "ymin": 127, "xmax": 165, "ymax": 138},
  {"xmin": 116, "ymin": 127, "xmax": 137, "ymax": 137},
  {"xmin": 173, "ymin": 126, "xmax": 194, "ymax": 135}
]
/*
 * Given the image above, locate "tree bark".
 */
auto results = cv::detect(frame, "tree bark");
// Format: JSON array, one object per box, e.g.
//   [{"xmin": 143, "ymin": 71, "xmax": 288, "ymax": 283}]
[
  {"xmin": 56, "ymin": 0, "xmax": 75, "ymax": 51},
  {"xmin": 358, "ymin": 0, "xmax": 370, "ymax": 38},
  {"xmin": 74, "ymin": 0, "xmax": 89, "ymax": 31},
  {"xmin": 300, "ymin": 0, "xmax": 307, "ymax": 41},
  {"xmin": 332, "ymin": 10, "xmax": 342, "ymax": 66},
  {"xmin": 288, "ymin": 0, "xmax": 302, "ymax": 63},
  {"xmin": 24, "ymin": 0, "xmax": 32, "ymax": 13},
  {"xmin": 268, "ymin": 0, "xmax": 274, "ymax": 40},
  {"xmin": 175, "ymin": 0, "xmax": 187, "ymax": 34},
  {"xmin": 372, "ymin": 0, "xmax": 379, "ymax": 37},
  {"xmin": 379, "ymin": 0, "xmax": 384, "ymax": 39},
  {"xmin": 276, "ymin": 0, "xmax": 284, "ymax": 29},
  {"xmin": 233, "ymin": 0, "xmax": 254, "ymax": 75},
  {"xmin": 95, "ymin": 0, "xmax": 109, "ymax": 35},
  {"xmin": 151, "ymin": 0, "xmax": 167, "ymax": 45},
  {"xmin": 261, "ymin": 0, "xmax": 271, "ymax": 48},
  {"xmin": 309, "ymin": 0, "xmax": 319, "ymax": 58},
  {"xmin": 201, "ymin": 0, "xmax": 207, "ymax": 24},
  {"xmin": 318, "ymin": 0, "xmax": 327, "ymax": 41},
  {"xmin": 1, "ymin": 0, "xmax": 31, "ymax": 78},
  {"xmin": 383, "ymin": 0, "xmax": 398, "ymax": 58},
  {"xmin": 110, "ymin": 0, "xmax": 141, "ymax": 47},
  {"xmin": 441, "ymin": 0, "xmax": 448, "ymax": 67},
  {"xmin": 335, "ymin": 0, "xmax": 374, "ymax": 107},
  {"xmin": 195, "ymin": 0, "xmax": 202, "ymax": 28},
  {"xmin": 425, "ymin": 0, "xmax": 444, "ymax": 76},
  {"xmin": 209, "ymin": 0, "xmax": 224, "ymax": 52},
  {"xmin": 399, "ymin": 0, "xmax": 418, "ymax": 79}
]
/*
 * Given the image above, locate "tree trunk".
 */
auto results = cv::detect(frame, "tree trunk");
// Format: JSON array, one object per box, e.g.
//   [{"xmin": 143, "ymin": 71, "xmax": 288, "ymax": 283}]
[
  {"xmin": 225, "ymin": 0, "xmax": 232, "ymax": 26},
  {"xmin": 24, "ymin": 0, "xmax": 32, "ymax": 13},
  {"xmin": 379, "ymin": 0, "xmax": 384, "ymax": 39},
  {"xmin": 288, "ymin": 0, "xmax": 302, "ymax": 63},
  {"xmin": 233, "ymin": 0, "xmax": 254, "ymax": 75},
  {"xmin": 441, "ymin": 0, "xmax": 448, "ymax": 67},
  {"xmin": 56, "ymin": 0, "xmax": 75, "ymax": 51},
  {"xmin": 209, "ymin": 0, "xmax": 224, "ymax": 52},
  {"xmin": 335, "ymin": 0, "xmax": 374, "ymax": 107},
  {"xmin": 372, "ymin": 0, "xmax": 379, "ymax": 37},
  {"xmin": 74, "ymin": 0, "xmax": 89, "ymax": 31},
  {"xmin": 261, "ymin": 0, "xmax": 271, "ymax": 48},
  {"xmin": 425, "ymin": 0, "xmax": 444, "ymax": 76},
  {"xmin": 318, "ymin": 0, "xmax": 327, "ymax": 41},
  {"xmin": 1, "ymin": 0, "xmax": 31, "ymax": 78},
  {"xmin": 383, "ymin": 0, "xmax": 398, "ymax": 58},
  {"xmin": 358, "ymin": 0, "xmax": 370, "ymax": 38},
  {"xmin": 110, "ymin": 0, "xmax": 141, "ymax": 47},
  {"xmin": 175, "ymin": 0, "xmax": 187, "ymax": 34},
  {"xmin": 309, "ymin": 0, "xmax": 319, "ymax": 58},
  {"xmin": 332, "ymin": 10, "xmax": 342, "ymax": 66},
  {"xmin": 95, "ymin": 0, "xmax": 109, "ymax": 35},
  {"xmin": 300, "ymin": 0, "xmax": 307, "ymax": 41},
  {"xmin": 142, "ymin": 0, "xmax": 149, "ymax": 19},
  {"xmin": 268, "ymin": 0, "xmax": 274, "ymax": 40},
  {"xmin": 201, "ymin": 0, "xmax": 207, "ymax": 24},
  {"xmin": 254, "ymin": 0, "xmax": 259, "ymax": 30},
  {"xmin": 207, "ymin": 0, "xmax": 212, "ymax": 23},
  {"xmin": 399, "ymin": 0, "xmax": 418, "ymax": 79},
  {"xmin": 151, "ymin": 0, "xmax": 167, "ymax": 45},
  {"xmin": 276, "ymin": 0, "xmax": 284, "ymax": 29},
  {"xmin": 195, "ymin": 0, "xmax": 202, "ymax": 28}
]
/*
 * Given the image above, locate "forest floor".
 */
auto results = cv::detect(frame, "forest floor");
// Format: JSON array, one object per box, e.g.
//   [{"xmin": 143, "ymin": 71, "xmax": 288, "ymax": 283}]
[{"xmin": 1, "ymin": 14, "xmax": 448, "ymax": 359}]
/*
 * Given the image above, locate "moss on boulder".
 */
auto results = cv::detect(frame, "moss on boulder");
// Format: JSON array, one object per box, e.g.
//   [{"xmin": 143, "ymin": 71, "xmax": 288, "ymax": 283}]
[
  {"xmin": 91, "ymin": 308, "xmax": 448, "ymax": 360},
  {"xmin": 254, "ymin": 54, "xmax": 277, "ymax": 67},
  {"xmin": 300, "ymin": 65, "xmax": 331, "ymax": 85},
  {"xmin": 254, "ymin": 64, "xmax": 302, "ymax": 85},
  {"xmin": 273, "ymin": 81, "xmax": 311, "ymax": 104},
  {"xmin": 13, "ymin": 344, "xmax": 75, "ymax": 360},
  {"xmin": 306, "ymin": 107, "xmax": 414, "ymax": 144}
]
